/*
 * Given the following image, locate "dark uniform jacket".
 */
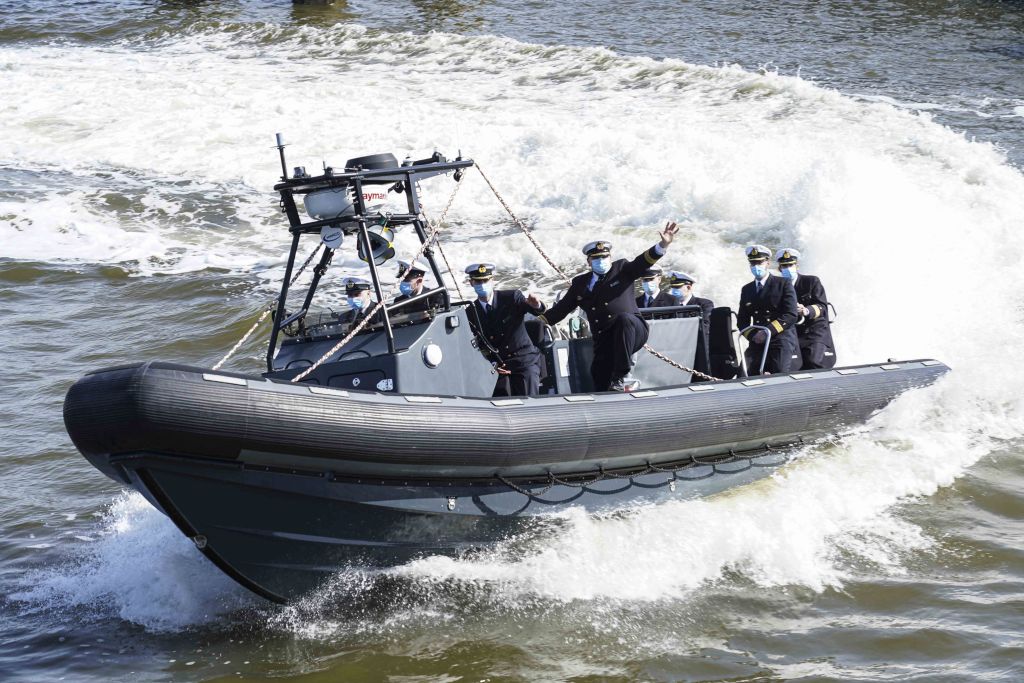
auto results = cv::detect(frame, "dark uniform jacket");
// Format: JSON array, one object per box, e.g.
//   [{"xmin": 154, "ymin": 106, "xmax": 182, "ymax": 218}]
[
  {"xmin": 540, "ymin": 245, "xmax": 663, "ymax": 331},
  {"xmin": 738, "ymin": 275, "xmax": 799, "ymax": 374},
  {"xmin": 738, "ymin": 275, "xmax": 798, "ymax": 339},
  {"xmin": 468, "ymin": 290, "xmax": 546, "ymax": 372},
  {"xmin": 793, "ymin": 274, "xmax": 836, "ymax": 368},
  {"xmin": 392, "ymin": 287, "xmax": 444, "ymax": 314},
  {"xmin": 636, "ymin": 292, "xmax": 658, "ymax": 309},
  {"xmin": 340, "ymin": 304, "xmax": 383, "ymax": 328}
]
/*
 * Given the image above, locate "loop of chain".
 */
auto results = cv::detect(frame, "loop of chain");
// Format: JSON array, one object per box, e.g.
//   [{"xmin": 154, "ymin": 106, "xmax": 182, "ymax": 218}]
[
  {"xmin": 291, "ymin": 180, "xmax": 464, "ymax": 383},
  {"xmin": 211, "ymin": 242, "xmax": 324, "ymax": 371},
  {"xmin": 643, "ymin": 344, "xmax": 719, "ymax": 382},
  {"xmin": 495, "ymin": 440, "xmax": 797, "ymax": 500},
  {"xmin": 476, "ymin": 163, "xmax": 719, "ymax": 382}
]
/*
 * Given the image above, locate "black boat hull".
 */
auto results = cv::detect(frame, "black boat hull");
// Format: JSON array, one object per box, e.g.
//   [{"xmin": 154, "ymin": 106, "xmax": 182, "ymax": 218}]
[{"xmin": 64, "ymin": 360, "xmax": 948, "ymax": 602}]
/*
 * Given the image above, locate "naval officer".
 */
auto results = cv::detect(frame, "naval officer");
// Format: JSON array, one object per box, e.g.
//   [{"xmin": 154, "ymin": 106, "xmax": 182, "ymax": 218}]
[
  {"xmin": 776, "ymin": 247, "xmax": 837, "ymax": 369},
  {"xmin": 465, "ymin": 263, "xmax": 547, "ymax": 397},
  {"xmin": 654, "ymin": 271, "xmax": 715, "ymax": 378},
  {"xmin": 737, "ymin": 245, "xmax": 799, "ymax": 375},
  {"xmin": 392, "ymin": 260, "xmax": 443, "ymax": 314},
  {"xmin": 537, "ymin": 221, "xmax": 680, "ymax": 392},
  {"xmin": 636, "ymin": 266, "xmax": 663, "ymax": 308},
  {"xmin": 340, "ymin": 278, "xmax": 381, "ymax": 327}
]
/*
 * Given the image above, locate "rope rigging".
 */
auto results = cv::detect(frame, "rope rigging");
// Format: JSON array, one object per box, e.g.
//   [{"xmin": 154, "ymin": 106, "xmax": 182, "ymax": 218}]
[
  {"xmin": 474, "ymin": 163, "xmax": 720, "ymax": 382},
  {"xmin": 211, "ymin": 242, "xmax": 324, "ymax": 371},
  {"xmin": 213, "ymin": 159, "xmax": 719, "ymax": 383}
]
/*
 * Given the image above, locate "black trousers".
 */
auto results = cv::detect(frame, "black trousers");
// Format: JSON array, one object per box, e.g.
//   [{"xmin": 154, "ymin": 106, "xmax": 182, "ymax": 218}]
[
  {"xmin": 800, "ymin": 341, "xmax": 837, "ymax": 370},
  {"xmin": 591, "ymin": 313, "xmax": 649, "ymax": 391},
  {"xmin": 745, "ymin": 334, "xmax": 799, "ymax": 375},
  {"xmin": 492, "ymin": 359, "xmax": 542, "ymax": 397}
]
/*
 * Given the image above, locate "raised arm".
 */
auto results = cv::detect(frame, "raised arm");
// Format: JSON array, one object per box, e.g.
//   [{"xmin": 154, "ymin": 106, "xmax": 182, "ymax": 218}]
[{"xmin": 620, "ymin": 221, "xmax": 679, "ymax": 281}]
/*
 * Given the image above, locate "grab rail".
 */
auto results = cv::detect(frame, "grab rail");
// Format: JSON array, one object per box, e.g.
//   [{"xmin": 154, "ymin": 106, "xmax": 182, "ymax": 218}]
[{"xmin": 739, "ymin": 324, "xmax": 772, "ymax": 376}]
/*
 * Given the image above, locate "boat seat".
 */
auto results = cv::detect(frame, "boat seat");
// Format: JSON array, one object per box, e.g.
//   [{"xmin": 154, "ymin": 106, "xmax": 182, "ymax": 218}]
[{"xmin": 708, "ymin": 306, "xmax": 740, "ymax": 380}]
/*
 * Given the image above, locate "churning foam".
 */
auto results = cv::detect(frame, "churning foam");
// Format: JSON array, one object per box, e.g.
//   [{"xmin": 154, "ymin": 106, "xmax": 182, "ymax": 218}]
[
  {"xmin": 11, "ymin": 492, "xmax": 252, "ymax": 632},
  {"xmin": 7, "ymin": 23, "xmax": 1024, "ymax": 629}
]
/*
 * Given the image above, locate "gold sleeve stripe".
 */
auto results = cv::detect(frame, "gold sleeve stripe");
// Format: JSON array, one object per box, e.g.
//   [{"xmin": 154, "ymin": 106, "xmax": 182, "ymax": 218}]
[
  {"xmin": 811, "ymin": 304, "xmax": 821, "ymax": 319},
  {"xmin": 771, "ymin": 320, "xmax": 784, "ymax": 334},
  {"xmin": 536, "ymin": 314, "xmax": 549, "ymax": 325},
  {"xmin": 643, "ymin": 248, "xmax": 659, "ymax": 265}
]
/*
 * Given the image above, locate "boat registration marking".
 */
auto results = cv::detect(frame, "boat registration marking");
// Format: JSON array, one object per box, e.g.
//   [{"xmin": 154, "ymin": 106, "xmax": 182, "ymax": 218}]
[
  {"xmin": 308, "ymin": 386, "xmax": 349, "ymax": 397},
  {"xmin": 790, "ymin": 373, "xmax": 813, "ymax": 380},
  {"xmin": 629, "ymin": 390, "xmax": 658, "ymax": 398},
  {"xmin": 741, "ymin": 379, "xmax": 765, "ymax": 387},
  {"xmin": 689, "ymin": 385, "xmax": 715, "ymax": 392},
  {"xmin": 405, "ymin": 395, "xmax": 443, "ymax": 404},
  {"xmin": 880, "ymin": 364, "xmax": 900, "ymax": 370},
  {"xmin": 491, "ymin": 399, "xmax": 523, "ymax": 406},
  {"xmin": 921, "ymin": 360, "xmax": 943, "ymax": 366},
  {"xmin": 202, "ymin": 373, "xmax": 247, "ymax": 386},
  {"xmin": 836, "ymin": 369, "xmax": 858, "ymax": 375},
  {"xmin": 564, "ymin": 395, "xmax": 594, "ymax": 402}
]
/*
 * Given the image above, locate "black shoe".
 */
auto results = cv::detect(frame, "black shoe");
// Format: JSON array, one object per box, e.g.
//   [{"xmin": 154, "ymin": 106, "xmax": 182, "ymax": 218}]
[{"xmin": 609, "ymin": 375, "xmax": 640, "ymax": 392}]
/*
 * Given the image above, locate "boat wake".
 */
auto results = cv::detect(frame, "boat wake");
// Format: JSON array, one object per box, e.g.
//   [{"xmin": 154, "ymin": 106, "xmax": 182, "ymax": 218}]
[{"xmin": 7, "ymin": 20, "xmax": 1024, "ymax": 634}]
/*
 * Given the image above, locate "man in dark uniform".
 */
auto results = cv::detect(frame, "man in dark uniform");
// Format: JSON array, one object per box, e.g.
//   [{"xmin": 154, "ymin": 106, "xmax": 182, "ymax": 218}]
[
  {"xmin": 391, "ymin": 260, "xmax": 443, "ymax": 314},
  {"xmin": 636, "ymin": 265, "xmax": 662, "ymax": 308},
  {"xmin": 737, "ymin": 245, "xmax": 799, "ymax": 375},
  {"xmin": 464, "ymin": 263, "xmax": 547, "ymax": 397},
  {"xmin": 654, "ymin": 271, "xmax": 714, "ymax": 378},
  {"xmin": 537, "ymin": 221, "xmax": 680, "ymax": 392},
  {"xmin": 776, "ymin": 247, "xmax": 837, "ymax": 369},
  {"xmin": 340, "ymin": 278, "xmax": 381, "ymax": 327}
]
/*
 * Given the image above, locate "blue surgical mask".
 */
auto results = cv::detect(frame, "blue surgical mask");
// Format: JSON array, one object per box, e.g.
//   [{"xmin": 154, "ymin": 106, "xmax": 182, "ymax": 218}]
[
  {"xmin": 780, "ymin": 266, "xmax": 796, "ymax": 280},
  {"xmin": 750, "ymin": 264, "xmax": 767, "ymax": 279},
  {"xmin": 399, "ymin": 281, "xmax": 414, "ymax": 296},
  {"xmin": 670, "ymin": 286, "xmax": 685, "ymax": 298},
  {"xmin": 642, "ymin": 281, "xmax": 657, "ymax": 296},
  {"xmin": 473, "ymin": 282, "xmax": 493, "ymax": 298},
  {"xmin": 348, "ymin": 296, "xmax": 364, "ymax": 310},
  {"xmin": 591, "ymin": 257, "xmax": 610, "ymax": 275}
]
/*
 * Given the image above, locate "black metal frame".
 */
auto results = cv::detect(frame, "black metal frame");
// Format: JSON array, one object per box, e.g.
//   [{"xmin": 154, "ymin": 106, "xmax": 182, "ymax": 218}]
[{"xmin": 265, "ymin": 152, "xmax": 474, "ymax": 371}]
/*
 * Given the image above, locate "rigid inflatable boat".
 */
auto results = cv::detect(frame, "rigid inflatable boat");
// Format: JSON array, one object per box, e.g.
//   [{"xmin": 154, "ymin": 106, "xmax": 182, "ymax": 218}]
[{"xmin": 64, "ymin": 142, "xmax": 949, "ymax": 602}]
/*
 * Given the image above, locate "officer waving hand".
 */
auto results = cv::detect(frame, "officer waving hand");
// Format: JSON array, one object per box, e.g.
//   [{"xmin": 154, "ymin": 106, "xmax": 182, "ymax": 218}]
[{"xmin": 539, "ymin": 221, "xmax": 680, "ymax": 392}]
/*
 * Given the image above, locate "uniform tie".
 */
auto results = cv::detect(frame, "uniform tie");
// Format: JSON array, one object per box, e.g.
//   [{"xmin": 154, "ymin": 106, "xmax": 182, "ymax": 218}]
[{"xmin": 756, "ymin": 280, "xmax": 763, "ymax": 296}]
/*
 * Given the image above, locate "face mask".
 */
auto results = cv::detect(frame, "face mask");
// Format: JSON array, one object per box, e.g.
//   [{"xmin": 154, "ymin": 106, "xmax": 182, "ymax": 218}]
[
  {"xmin": 399, "ymin": 281, "xmax": 414, "ymax": 296},
  {"xmin": 641, "ymin": 281, "xmax": 657, "ymax": 296},
  {"xmin": 750, "ymin": 264, "xmax": 767, "ymax": 279},
  {"xmin": 348, "ymin": 296, "xmax": 364, "ymax": 310},
  {"xmin": 473, "ymin": 282, "xmax": 492, "ymax": 298},
  {"xmin": 780, "ymin": 266, "xmax": 796, "ymax": 280},
  {"xmin": 591, "ymin": 257, "xmax": 610, "ymax": 275},
  {"xmin": 670, "ymin": 286, "xmax": 686, "ymax": 298}
]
